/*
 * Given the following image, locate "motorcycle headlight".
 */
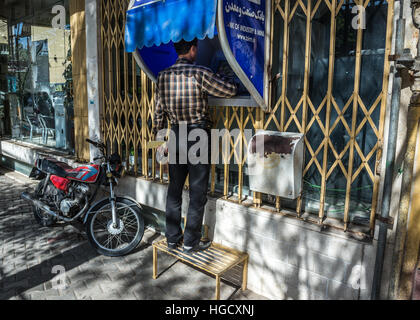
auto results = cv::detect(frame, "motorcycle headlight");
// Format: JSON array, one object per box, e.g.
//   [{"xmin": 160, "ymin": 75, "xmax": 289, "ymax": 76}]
[{"xmin": 109, "ymin": 152, "xmax": 123, "ymax": 178}]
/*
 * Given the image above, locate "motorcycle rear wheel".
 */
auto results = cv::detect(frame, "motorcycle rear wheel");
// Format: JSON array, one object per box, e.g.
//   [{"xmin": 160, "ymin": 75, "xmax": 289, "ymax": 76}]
[
  {"xmin": 85, "ymin": 197, "xmax": 144, "ymax": 257},
  {"xmin": 33, "ymin": 178, "xmax": 56, "ymax": 227}
]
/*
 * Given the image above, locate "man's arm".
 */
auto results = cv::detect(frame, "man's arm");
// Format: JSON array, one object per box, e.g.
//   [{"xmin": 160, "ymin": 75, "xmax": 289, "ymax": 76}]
[
  {"xmin": 152, "ymin": 84, "xmax": 166, "ymax": 136},
  {"xmin": 199, "ymin": 69, "xmax": 238, "ymax": 98}
]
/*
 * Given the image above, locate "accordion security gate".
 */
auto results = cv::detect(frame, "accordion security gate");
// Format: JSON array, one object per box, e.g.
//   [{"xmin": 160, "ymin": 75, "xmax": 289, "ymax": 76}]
[{"xmin": 100, "ymin": 0, "xmax": 394, "ymax": 235}]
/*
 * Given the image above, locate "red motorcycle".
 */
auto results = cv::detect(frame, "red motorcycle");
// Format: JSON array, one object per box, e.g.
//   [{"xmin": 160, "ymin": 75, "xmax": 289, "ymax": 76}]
[{"xmin": 21, "ymin": 139, "xmax": 144, "ymax": 257}]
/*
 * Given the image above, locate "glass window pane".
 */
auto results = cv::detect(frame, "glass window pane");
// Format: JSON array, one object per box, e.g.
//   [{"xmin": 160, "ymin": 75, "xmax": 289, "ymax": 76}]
[{"xmin": 1, "ymin": 1, "xmax": 74, "ymax": 153}]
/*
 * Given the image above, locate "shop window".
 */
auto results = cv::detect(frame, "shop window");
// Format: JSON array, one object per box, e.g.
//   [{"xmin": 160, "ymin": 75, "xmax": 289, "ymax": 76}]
[{"xmin": 1, "ymin": 1, "xmax": 74, "ymax": 153}]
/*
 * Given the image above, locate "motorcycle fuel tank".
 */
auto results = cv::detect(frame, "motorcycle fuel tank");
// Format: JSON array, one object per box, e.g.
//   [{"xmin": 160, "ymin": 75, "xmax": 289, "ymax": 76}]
[
  {"xmin": 66, "ymin": 165, "xmax": 100, "ymax": 183},
  {"xmin": 37, "ymin": 158, "xmax": 100, "ymax": 183}
]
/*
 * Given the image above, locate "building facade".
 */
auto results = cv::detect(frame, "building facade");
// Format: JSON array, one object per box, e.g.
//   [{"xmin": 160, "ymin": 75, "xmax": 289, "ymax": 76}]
[{"xmin": 0, "ymin": 0, "xmax": 419, "ymax": 300}]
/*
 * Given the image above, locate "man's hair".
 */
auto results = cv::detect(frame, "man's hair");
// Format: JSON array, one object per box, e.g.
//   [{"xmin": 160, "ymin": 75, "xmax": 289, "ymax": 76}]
[{"xmin": 174, "ymin": 38, "xmax": 198, "ymax": 56}]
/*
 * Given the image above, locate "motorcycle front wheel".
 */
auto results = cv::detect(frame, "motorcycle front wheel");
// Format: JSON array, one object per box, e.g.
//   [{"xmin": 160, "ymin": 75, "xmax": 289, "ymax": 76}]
[
  {"xmin": 85, "ymin": 197, "xmax": 144, "ymax": 257},
  {"xmin": 33, "ymin": 178, "xmax": 56, "ymax": 227}
]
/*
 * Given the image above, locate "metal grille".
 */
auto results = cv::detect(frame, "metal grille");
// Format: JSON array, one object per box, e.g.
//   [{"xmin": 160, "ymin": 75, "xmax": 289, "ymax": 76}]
[
  {"xmin": 268, "ymin": 0, "xmax": 394, "ymax": 234},
  {"xmin": 100, "ymin": 0, "xmax": 394, "ymax": 235},
  {"xmin": 101, "ymin": 0, "xmax": 156, "ymax": 178}
]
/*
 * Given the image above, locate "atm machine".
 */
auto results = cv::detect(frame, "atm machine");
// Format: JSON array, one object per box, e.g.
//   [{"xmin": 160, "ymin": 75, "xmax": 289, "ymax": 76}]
[{"xmin": 125, "ymin": 0, "xmax": 272, "ymax": 109}]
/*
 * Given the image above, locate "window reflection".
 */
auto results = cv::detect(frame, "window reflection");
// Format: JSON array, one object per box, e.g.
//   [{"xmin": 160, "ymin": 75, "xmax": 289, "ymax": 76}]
[{"xmin": 0, "ymin": 1, "xmax": 74, "ymax": 153}]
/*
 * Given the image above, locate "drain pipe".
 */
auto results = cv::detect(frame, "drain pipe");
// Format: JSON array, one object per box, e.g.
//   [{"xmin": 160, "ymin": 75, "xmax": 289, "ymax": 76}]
[{"xmin": 371, "ymin": 0, "xmax": 407, "ymax": 300}]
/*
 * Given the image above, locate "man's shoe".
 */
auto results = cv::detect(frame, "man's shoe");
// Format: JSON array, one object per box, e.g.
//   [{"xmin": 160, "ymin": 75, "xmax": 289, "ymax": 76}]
[
  {"xmin": 167, "ymin": 238, "xmax": 183, "ymax": 251},
  {"xmin": 183, "ymin": 240, "xmax": 212, "ymax": 254},
  {"xmin": 168, "ymin": 242, "xmax": 178, "ymax": 250}
]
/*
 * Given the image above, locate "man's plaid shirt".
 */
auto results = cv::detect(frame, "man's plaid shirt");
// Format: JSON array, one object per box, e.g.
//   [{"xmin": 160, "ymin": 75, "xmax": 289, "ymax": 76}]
[{"xmin": 153, "ymin": 58, "xmax": 237, "ymax": 134}]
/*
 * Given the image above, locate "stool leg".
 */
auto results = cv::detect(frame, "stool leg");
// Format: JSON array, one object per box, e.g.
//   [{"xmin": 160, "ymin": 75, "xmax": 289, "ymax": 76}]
[
  {"xmin": 153, "ymin": 246, "xmax": 158, "ymax": 279},
  {"xmin": 242, "ymin": 258, "xmax": 248, "ymax": 291},
  {"xmin": 215, "ymin": 275, "xmax": 221, "ymax": 300}
]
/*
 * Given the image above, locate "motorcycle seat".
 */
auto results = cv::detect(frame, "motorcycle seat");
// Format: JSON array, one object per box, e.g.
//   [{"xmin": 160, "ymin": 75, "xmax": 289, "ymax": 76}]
[{"xmin": 38, "ymin": 158, "xmax": 79, "ymax": 179}]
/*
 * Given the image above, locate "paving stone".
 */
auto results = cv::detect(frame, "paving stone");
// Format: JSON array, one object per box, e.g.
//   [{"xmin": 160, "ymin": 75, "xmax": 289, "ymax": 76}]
[
  {"xmin": 104, "ymin": 269, "xmax": 131, "ymax": 282},
  {"xmin": 9, "ymin": 295, "xmax": 26, "ymax": 300},
  {"xmin": 133, "ymin": 285, "xmax": 168, "ymax": 300},
  {"xmin": 115, "ymin": 262, "xmax": 137, "ymax": 273},
  {"xmin": 117, "ymin": 293, "xmax": 138, "ymax": 300},
  {"xmin": 23, "ymin": 282, "xmax": 46, "ymax": 293},
  {"xmin": 29, "ymin": 289, "xmax": 61, "ymax": 300},
  {"xmin": 2, "ymin": 278, "xmax": 29, "ymax": 291},
  {"xmin": 45, "ymin": 293, "xmax": 76, "ymax": 300},
  {"xmin": 73, "ymin": 285, "xmax": 104, "ymax": 299},
  {"xmin": 90, "ymin": 292, "xmax": 121, "ymax": 300},
  {"xmin": 66, "ymin": 271, "xmax": 102, "ymax": 284},
  {"xmin": 0, "ymin": 289, "xmax": 17, "ymax": 300},
  {"xmin": 15, "ymin": 271, "xmax": 39, "ymax": 282}
]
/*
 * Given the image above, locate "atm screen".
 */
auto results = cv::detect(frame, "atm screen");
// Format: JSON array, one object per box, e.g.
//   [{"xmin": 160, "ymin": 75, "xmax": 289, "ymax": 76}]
[{"xmin": 196, "ymin": 36, "xmax": 249, "ymax": 97}]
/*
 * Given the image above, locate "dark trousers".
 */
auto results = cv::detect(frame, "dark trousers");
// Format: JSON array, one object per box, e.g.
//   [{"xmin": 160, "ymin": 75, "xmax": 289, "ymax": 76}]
[{"xmin": 165, "ymin": 125, "xmax": 210, "ymax": 247}]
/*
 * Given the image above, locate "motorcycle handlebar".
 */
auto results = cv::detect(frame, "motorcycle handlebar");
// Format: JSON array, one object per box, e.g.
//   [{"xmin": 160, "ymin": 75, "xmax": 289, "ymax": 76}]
[
  {"xmin": 86, "ymin": 138, "xmax": 98, "ymax": 147},
  {"xmin": 86, "ymin": 138, "xmax": 106, "ymax": 149},
  {"xmin": 86, "ymin": 139, "xmax": 107, "ymax": 160}
]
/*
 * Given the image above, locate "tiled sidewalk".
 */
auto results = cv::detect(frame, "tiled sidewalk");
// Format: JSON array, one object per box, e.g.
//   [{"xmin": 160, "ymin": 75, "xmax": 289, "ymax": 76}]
[{"xmin": 0, "ymin": 170, "xmax": 267, "ymax": 300}]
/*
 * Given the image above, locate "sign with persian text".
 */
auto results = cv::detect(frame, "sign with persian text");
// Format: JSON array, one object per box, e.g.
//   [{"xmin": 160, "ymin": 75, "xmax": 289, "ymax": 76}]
[{"xmin": 223, "ymin": 0, "xmax": 266, "ymax": 96}]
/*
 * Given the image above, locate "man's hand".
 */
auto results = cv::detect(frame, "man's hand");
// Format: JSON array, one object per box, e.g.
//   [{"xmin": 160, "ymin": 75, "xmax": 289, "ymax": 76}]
[
  {"xmin": 217, "ymin": 63, "xmax": 235, "ymax": 79},
  {"xmin": 156, "ymin": 142, "xmax": 169, "ymax": 164}
]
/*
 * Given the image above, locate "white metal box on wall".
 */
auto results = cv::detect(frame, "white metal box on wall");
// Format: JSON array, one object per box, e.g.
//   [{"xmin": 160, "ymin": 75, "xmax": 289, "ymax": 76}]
[
  {"xmin": 247, "ymin": 130, "xmax": 304, "ymax": 199},
  {"xmin": 54, "ymin": 96, "xmax": 67, "ymax": 149}
]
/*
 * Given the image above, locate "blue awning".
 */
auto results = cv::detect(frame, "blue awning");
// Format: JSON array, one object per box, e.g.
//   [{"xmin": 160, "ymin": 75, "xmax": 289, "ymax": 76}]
[{"xmin": 125, "ymin": 0, "xmax": 218, "ymax": 52}]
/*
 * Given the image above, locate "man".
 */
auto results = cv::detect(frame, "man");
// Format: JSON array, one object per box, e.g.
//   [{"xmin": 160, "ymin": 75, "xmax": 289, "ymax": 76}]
[{"xmin": 153, "ymin": 39, "xmax": 237, "ymax": 253}]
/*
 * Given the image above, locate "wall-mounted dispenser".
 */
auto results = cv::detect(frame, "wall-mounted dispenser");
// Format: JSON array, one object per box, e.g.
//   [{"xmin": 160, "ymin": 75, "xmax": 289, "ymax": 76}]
[
  {"xmin": 125, "ymin": 0, "xmax": 272, "ymax": 110},
  {"xmin": 247, "ymin": 131, "xmax": 304, "ymax": 199}
]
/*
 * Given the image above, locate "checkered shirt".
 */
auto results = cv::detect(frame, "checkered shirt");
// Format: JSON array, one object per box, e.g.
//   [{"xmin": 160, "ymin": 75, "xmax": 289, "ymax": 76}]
[{"xmin": 153, "ymin": 58, "xmax": 237, "ymax": 134}]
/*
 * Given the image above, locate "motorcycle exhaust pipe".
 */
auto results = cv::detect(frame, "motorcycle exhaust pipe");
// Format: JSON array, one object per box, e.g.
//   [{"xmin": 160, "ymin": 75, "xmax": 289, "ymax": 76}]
[{"xmin": 21, "ymin": 192, "xmax": 72, "ymax": 222}]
